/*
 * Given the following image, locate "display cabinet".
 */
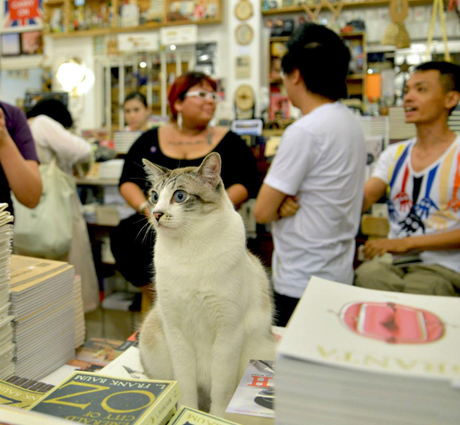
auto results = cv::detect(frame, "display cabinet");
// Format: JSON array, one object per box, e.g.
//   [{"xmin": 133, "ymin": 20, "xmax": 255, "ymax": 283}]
[{"xmin": 97, "ymin": 48, "xmax": 193, "ymax": 133}]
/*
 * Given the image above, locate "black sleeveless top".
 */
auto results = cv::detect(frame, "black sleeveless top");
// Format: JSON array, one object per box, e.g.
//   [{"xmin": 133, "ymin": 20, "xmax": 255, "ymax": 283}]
[{"xmin": 119, "ymin": 128, "xmax": 260, "ymax": 198}]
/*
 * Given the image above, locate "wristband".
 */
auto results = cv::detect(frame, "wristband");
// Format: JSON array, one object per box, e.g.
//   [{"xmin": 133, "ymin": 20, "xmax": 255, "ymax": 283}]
[{"xmin": 138, "ymin": 200, "xmax": 150, "ymax": 214}]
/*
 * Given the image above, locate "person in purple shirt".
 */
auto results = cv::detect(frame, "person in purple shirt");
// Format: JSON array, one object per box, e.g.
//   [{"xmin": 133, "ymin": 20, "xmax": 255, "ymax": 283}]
[{"xmin": 0, "ymin": 101, "xmax": 42, "ymax": 215}]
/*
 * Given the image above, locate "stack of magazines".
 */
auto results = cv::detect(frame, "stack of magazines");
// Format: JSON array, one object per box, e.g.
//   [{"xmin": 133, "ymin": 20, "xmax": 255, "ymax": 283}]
[
  {"xmin": 73, "ymin": 276, "xmax": 85, "ymax": 349},
  {"xmin": 389, "ymin": 107, "xmax": 416, "ymax": 141},
  {"xmin": 448, "ymin": 103, "xmax": 460, "ymax": 135},
  {"xmin": 0, "ymin": 203, "xmax": 14, "ymax": 379},
  {"xmin": 276, "ymin": 276, "xmax": 460, "ymax": 425},
  {"xmin": 9, "ymin": 255, "xmax": 76, "ymax": 380}
]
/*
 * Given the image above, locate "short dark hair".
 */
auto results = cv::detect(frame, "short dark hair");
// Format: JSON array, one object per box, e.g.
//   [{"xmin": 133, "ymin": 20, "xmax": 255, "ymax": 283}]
[
  {"xmin": 167, "ymin": 71, "xmax": 217, "ymax": 119},
  {"xmin": 414, "ymin": 61, "xmax": 460, "ymax": 93},
  {"xmin": 26, "ymin": 98, "xmax": 73, "ymax": 128},
  {"xmin": 124, "ymin": 91, "xmax": 148, "ymax": 108},
  {"xmin": 281, "ymin": 23, "xmax": 350, "ymax": 101}
]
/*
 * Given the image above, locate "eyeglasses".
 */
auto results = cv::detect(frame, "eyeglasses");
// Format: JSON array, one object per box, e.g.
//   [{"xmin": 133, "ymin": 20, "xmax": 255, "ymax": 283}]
[{"xmin": 185, "ymin": 90, "xmax": 220, "ymax": 102}]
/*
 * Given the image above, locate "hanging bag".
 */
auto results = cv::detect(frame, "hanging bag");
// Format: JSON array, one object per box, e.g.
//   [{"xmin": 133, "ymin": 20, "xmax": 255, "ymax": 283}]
[{"xmin": 13, "ymin": 156, "xmax": 75, "ymax": 259}]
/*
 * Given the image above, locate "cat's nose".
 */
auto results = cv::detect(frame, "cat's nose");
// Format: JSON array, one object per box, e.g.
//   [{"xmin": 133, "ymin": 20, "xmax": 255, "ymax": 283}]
[{"xmin": 153, "ymin": 212, "xmax": 164, "ymax": 222}]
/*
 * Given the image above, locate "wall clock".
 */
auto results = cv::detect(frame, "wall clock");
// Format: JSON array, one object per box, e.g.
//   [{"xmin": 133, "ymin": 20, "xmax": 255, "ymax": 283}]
[
  {"xmin": 235, "ymin": 0, "xmax": 253, "ymax": 21},
  {"xmin": 235, "ymin": 24, "xmax": 254, "ymax": 46},
  {"xmin": 234, "ymin": 84, "xmax": 255, "ymax": 111}
]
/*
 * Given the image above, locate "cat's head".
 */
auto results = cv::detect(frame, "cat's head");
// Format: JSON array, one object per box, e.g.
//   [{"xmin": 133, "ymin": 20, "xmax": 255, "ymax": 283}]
[{"xmin": 142, "ymin": 153, "xmax": 228, "ymax": 235}]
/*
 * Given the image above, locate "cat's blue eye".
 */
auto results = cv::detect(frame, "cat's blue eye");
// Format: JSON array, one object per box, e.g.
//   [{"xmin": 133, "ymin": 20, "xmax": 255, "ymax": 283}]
[
  {"xmin": 173, "ymin": 190, "xmax": 187, "ymax": 203},
  {"xmin": 151, "ymin": 192, "xmax": 159, "ymax": 203}
]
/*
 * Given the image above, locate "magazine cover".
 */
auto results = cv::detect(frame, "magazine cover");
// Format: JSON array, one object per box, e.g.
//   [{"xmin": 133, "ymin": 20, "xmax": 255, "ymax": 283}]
[
  {"xmin": 171, "ymin": 406, "xmax": 240, "ymax": 424},
  {"xmin": 278, "ymin": 276, "xmax": 460, "ymax": 380},
  {"xmin": 225, "ymin": 360, "xmax": 275, "ymax": 421}
]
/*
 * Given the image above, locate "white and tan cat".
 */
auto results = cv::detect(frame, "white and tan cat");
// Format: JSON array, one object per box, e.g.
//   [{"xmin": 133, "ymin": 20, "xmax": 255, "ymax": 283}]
[{"xmin": 139, "ymin": 153, "xmax": 276, "ymax": 417}]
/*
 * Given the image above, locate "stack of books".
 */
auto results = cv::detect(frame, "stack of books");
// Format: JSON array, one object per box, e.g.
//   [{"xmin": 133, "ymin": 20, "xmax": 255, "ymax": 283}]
[
  {"xmin": 98, "ymin": 158, "xmax": 125, "ymax": 179},
  {"xmin": 358, "ymin": 116, "xmax": 390, "ymax": 148},
  {"xmin": 389, "ymin": 107, "xmax": 416, "ymax": 141},
  {"xmin": 448, "ymin": 104, "xmax": 460, "ymax": 135},
  {"xmin": 276, "ymin": 276, "xmax": 460, "ymax": 425},
  {"xmin": 0, "ymin": 203, "xmax": 14, "ymax": 379},
  {"xmin": 114, "ymin": 131, "xmax": 142, "ymax": 154},
  {"xmin": 9, "ymin": 255, "xmax": 76, "ymax": 380},
  {"xmin": 73, "ymin": 276, "xmax": 85, "ymax": 349}
]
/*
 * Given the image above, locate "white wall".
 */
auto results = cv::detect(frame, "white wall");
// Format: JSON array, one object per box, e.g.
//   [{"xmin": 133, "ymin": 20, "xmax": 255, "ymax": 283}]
[{"xmin": 0, "ymin": 68, "xmax": 42, "ymax": 105}]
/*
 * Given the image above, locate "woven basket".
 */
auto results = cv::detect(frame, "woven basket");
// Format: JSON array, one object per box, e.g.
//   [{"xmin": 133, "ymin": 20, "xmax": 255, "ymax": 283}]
[{"xmin": 381, "ymin": 22, "xmax": 399, "ymax": 46}]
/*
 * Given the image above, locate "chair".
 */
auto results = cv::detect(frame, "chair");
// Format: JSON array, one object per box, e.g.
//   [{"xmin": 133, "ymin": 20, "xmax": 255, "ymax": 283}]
[{"xmin": 361, "ymin": 214, "xmax": 390, "ymax": 240}]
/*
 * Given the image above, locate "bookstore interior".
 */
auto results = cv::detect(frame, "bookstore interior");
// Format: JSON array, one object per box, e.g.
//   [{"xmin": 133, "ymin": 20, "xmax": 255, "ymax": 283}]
[{"xmin": 0, "ymin": 0, "xmax": 460, "ymax": 423}]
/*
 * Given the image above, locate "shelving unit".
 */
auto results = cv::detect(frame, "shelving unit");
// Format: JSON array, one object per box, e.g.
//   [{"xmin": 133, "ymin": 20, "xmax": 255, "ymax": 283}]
[
  {"xmin": 262, "ymin": 0, "xmax": 435, "ymax": 15},
  {"xmin": 342, "ymin": 32, "xmax": 367, "ymax": 99},
  {"xmin": 267, "ymin": 31, "xmax": 367, "ymax": 118},
  {"xmin": 98, "ymin": 50, "xmax": 192, "ymax": 133},
  {"xmin": 43, "ymin": 0, "xmax": 222, "ymax": 38}
]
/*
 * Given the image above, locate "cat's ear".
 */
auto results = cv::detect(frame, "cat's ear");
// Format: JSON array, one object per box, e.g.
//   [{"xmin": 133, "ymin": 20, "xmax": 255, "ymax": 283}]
[
  {"xmin": 143, "ymin": 159, "xmax": 169, "ymax": 181},
  {"xmin": 196, "ymin": 153, "xmax": 221, "ymax": 188}
]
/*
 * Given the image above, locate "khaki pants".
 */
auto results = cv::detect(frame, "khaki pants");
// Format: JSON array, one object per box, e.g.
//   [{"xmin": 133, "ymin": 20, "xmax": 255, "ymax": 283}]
[{"xmin": 354, "ymin": 259, "xmax": 460, "ymax": 297}]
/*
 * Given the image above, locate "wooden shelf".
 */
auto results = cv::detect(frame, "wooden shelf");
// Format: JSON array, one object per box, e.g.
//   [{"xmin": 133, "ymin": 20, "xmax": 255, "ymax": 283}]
[
  {"xmin": 262, "ymin": 0, "xmax": 434, "ymax": 15},
  {"xmin": 43, "ymin": 0, "xmax": 223, "ymax": 39},
  {"xmin": 45, "ymin": 17, "xmax": 223, "ymax": 38},
  {"xmin": 347, "ymin": 74, "xmax": 366, "ymax": 80},
  {"xmin": 46, "ymin": 28, "xmax": 110, "ymax": 38}
]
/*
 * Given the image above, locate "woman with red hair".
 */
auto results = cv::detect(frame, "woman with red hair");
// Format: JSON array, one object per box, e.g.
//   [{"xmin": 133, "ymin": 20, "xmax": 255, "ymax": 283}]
[{"xmin": 111, "ymin": 71, "xmax": 259, "ymax": 309}]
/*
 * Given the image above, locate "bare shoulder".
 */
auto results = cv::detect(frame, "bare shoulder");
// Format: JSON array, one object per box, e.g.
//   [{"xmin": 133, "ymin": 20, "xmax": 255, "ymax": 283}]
[{"xmin": 212, "ymin": 126, "xmax": 230, "ymax": 140}]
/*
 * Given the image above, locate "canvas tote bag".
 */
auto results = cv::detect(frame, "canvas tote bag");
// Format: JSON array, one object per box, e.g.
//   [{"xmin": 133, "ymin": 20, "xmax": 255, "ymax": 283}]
[{"xmin": 13, "ymin": 156, "xmax": 75, "ymax": 259}]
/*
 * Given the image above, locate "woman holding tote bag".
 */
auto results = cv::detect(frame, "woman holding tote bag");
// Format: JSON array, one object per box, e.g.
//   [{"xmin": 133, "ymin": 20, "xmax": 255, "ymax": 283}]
[{"xmin": 14, "ymin": 98, "xmax": 99, "ymax": 313}]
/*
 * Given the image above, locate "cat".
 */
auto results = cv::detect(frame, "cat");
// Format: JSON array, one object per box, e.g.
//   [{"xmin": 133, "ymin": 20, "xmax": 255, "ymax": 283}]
[{"xmin": 139, "ymin": 152, "xmax": 276, "ymax": 417}]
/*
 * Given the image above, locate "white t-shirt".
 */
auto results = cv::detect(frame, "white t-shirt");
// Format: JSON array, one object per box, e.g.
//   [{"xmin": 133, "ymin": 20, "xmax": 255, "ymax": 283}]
[
  {"xmin": 29, "ymin": 115, "xmax": 92, "ymax": 174},
  {"xmin": 372, "ymin": 137, "xmax": 460, "ymax": 274},
  {"xmin": 264, "ymin": 102, "xmax": 366, "ymax": 298}
]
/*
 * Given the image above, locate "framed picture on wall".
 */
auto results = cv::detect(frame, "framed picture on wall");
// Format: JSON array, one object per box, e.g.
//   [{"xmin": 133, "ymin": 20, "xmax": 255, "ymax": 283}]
[
  {"xmin": 1, "ymin": 32, "xmax": 20, "ymax": 56},
  {"xmin": 21, "ymin": 31, "xmax": 43, "ymax": 55},
  {"xmin": 24, "ymin": 91, "xmax": 69, "ymax": 113},
  {"xmin": 0, "ymin": 0, "xmax": 44, "ymax": 32}
]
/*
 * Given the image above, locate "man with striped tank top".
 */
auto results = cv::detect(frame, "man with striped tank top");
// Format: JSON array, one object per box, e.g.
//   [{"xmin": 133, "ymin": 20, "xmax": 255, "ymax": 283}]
[{"xmin": 355, "ymin": 61, "xmax": 460, "ymax": 296}]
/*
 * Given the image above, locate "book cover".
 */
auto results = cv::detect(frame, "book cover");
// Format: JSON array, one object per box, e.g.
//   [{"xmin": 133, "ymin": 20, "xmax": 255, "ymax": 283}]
[
  {"xmin": 268, "ymin": 95, "xmax": 290, "ymax": 121},
  {"xmin": 225, "ymin": 360, "xmax": 275, "ymax": 424},
  {"xmin": 278, "ymin": 276, "xmax": 460, "ymax": 381},
  {"xmin": 0, "ymin": 405, "xmax": 74, "ymax": 424},
  {"xmin": 99, "ymin": 346, "xmax": 149, "ymax": 380},
  {"xmin": 171, "ymin": 406, "xmax": 240, "ymax": 424},
  {"xmin": 9, "ymin": 255, "xmax": 68, "ymax": 288},
  {"xmin": 0, "ymin": 377, "xmax": 52, "ymax": 409},
  {"xmin": 29, "ymin": 371, "xmax": 181, "ymax": 425},
  {"xmin": 75, "ymin": 337, "xmax": 138, "ymax": 367}
]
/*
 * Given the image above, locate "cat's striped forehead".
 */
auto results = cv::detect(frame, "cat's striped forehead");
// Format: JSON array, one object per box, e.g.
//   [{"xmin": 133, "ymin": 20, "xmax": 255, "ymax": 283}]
[{"xmin": 150, "ymin": 167, "xmax": 200, "ymax": 191}]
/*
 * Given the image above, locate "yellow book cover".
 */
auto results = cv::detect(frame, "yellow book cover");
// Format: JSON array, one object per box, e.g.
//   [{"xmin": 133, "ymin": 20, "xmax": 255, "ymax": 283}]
[
  {"xmin": 29, "ymin": 371, "xmax": 181, "ymax": 425},
  {"xmin": 170, "ymin": 406, "xmax": 241, "ymax": 425},
  {"xmin": 0, "ymin": 377, "xmax": 52, "ymax": 409}
]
